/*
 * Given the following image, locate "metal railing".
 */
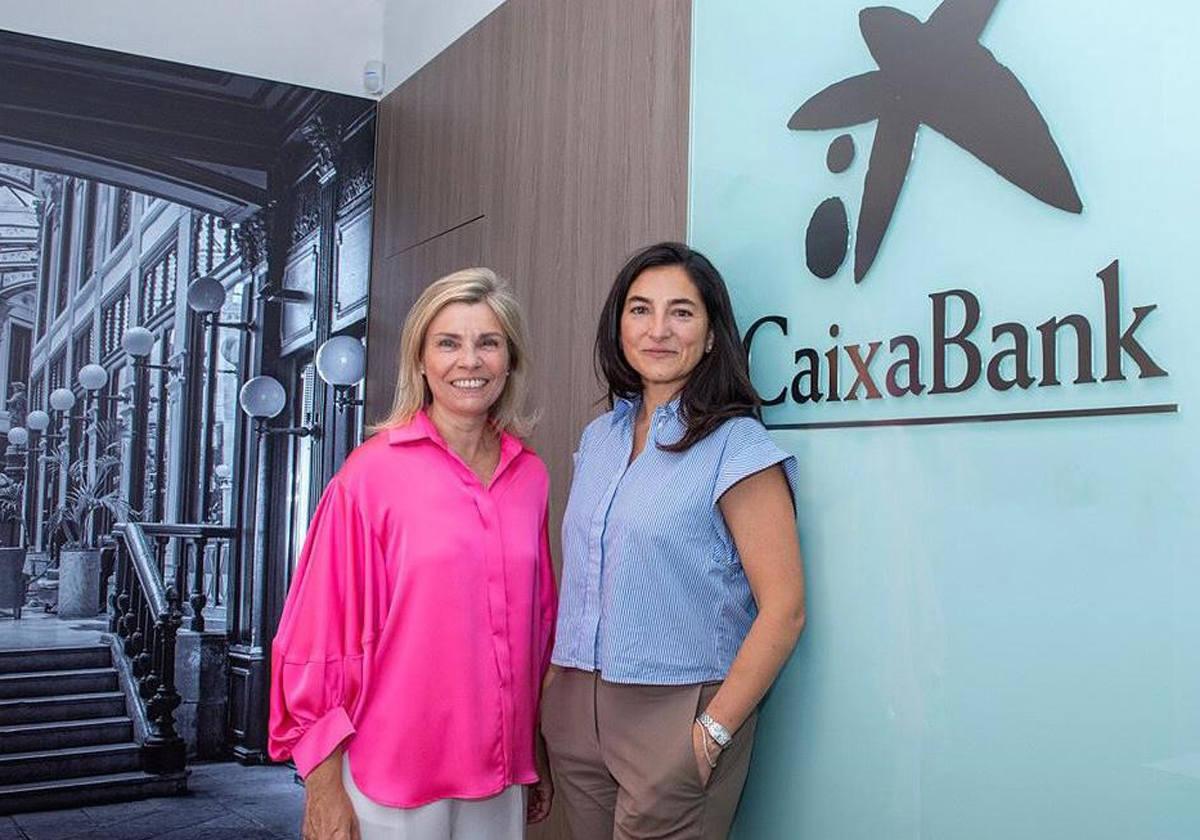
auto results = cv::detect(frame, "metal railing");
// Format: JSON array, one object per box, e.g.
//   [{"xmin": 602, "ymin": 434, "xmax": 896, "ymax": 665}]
[
  {"xmin": 138, "ymin": 522, "xmax": 238, "ymax": 634},
  {"xmin": 108, "ymin": 522, "xmax": 185, "ymax": 774},
  {"xmin": 108, "ymin": 520, "xmax": 238, "ymax": 773}
]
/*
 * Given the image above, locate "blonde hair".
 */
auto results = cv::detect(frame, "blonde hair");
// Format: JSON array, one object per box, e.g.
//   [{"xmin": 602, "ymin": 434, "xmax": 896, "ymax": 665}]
[{"xmin": 372, "ymin": 268, "xmax": 536, "ymax": 437}]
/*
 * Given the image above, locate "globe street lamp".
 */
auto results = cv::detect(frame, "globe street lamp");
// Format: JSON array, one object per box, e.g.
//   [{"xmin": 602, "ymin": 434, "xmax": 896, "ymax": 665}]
[
  {"xmin": 47, "ymin": 388, "xmax": 78, "ymax": 451},
  {"xmin": 78, "ymin": 363, "xmax": 108, "ymax": 394},
  {"xmin": 77, "ymin": 364, "xmax": 112, "ymax": 490},
  {"xmin": 121, "ymin": 326, "xmax": 155, "ymax": 360},
  {"xmin": 186, "ymin": 276, "xmax": 226, "ymax": 314},
  {"xmin": 21, "ymin": 412, "xmax": 48, "ymax": 543},
  {"xmin": 48, "ymin": 387, "xmax": 75, "ymax": 413},
  {"xmin": 187, "ymin": 277, "xmax": 254, "ymax": 524},
  {"xmin": 315, "ymin": 336, "xmax": 365, "ymax": 411},
  {"xmin": 237, "ymin": 375, "xmax": 285, "ymax": 421},
  {"xmin": 25, "ymin": 411, "xmax": 50, "ymax": 434},
  {"xmin": 237, "ymin": 376, "xmax": 319, "ymax": 628},
  {"xmin": 120, "ymin": 327, "xmax": 177, "ymax": 517},
  {"xmin": 238, "ymin": 376, "xmax": 320, "ymax": 438}
]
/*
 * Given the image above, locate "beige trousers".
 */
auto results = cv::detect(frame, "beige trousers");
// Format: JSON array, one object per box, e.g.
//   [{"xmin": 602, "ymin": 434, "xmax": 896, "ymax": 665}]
[{"xmin": 540, "ymin": 668, "xmax": 758, "ymax": 840}]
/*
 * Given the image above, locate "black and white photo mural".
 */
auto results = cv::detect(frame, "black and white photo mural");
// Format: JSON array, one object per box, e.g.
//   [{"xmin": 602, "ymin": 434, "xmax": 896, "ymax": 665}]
[{"xmin": 0, "ymin": 28, "xmax": 375, "ymax": 821}]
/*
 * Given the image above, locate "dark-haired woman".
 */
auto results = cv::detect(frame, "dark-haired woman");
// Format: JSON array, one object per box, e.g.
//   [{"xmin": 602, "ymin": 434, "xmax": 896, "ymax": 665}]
[{"xmin": 541, "ymin": 242, "xmax": 806, "ymax": 839}]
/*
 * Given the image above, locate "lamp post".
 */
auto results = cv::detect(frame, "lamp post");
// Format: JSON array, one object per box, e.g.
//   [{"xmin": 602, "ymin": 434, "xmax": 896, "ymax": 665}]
[
  {"xmin": 186, "ymin": 276, "xmax": 254, "ymax": 525},
  {"xmin": 77, "ymin": 364, "xmax": 109, "ymax": 502},
  {"xmin": 235, "ymin": 376, "xmax": 318, "ymax": 664},
  {"xmin": 315, "ymin": 335, "xmax": 366, "ymax": 412},
  {"xmin": 24, "ymin": 410, "xmax": 49, "ymax": 548},
  {"xmin": 4, "ymin": 429, "xmax": 29, "ymax": 549},
  {"xmin": 47, "ymin": 388, "xmax": 76, "ymax": 485},
  {"xmin": 4, "ymin": 429, "xmax": 27, "ymax": 486},
  {"xmin": 121, "ymin": 327, "xmax": 156, "ymax": 517}
]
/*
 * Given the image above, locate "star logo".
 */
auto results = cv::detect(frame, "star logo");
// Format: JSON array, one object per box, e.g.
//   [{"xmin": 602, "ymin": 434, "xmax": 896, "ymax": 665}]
[{"xmin": 790, "ymin": 0, "xmax": 1083, "ymax": 283}]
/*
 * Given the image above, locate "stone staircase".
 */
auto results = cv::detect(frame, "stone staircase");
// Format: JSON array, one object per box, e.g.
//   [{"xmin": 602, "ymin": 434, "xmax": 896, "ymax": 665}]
[{"xmin": 0, "ymin": 645, "xmax": 187, "ymax": 815}]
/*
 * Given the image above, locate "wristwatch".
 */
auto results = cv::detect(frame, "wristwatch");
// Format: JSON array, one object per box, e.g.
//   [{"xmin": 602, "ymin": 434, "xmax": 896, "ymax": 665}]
[{"xmin": 696, "ymin": 712, "xmax": 732, "ymax": 748}]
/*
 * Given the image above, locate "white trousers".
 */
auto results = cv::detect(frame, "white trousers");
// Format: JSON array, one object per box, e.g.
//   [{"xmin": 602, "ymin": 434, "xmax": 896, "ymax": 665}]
[{"xmin": 343, "ymin": 759, "xmax": 526, "ymax": 840}]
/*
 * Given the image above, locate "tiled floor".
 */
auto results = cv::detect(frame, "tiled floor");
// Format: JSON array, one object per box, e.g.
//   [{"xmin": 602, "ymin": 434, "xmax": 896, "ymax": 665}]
[
  {"xmin": 0, "ymin": 611, "xmax": 107, "ymax": 650},
  {"xmin": 0, "ymin": 762, "xmax": 304, "ymax": 840}
]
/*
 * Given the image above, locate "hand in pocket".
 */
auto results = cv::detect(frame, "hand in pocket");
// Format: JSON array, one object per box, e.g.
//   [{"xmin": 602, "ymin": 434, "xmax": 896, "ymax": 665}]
[{"xmin": 692, "ymin": 721, "xmax": 715, "ymax": 789}]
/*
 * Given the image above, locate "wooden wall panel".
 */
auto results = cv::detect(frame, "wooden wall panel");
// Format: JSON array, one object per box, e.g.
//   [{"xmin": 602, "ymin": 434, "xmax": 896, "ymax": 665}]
[
  {"xmin": 365, "ymin": 216, "xmax": 488, "ymax": 414},
  {"xmin": 369, "ymin": 0, "xmax": 689, "ymax": 510},
  {"xmin": 367, "ymin": 8, "xmax": 689, "ymax": 829}
]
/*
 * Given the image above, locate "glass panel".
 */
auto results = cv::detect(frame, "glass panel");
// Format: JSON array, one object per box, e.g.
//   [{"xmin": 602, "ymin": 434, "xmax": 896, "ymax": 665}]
[
  {"xmin": 140, "ymin": 246, "xmax": 177, "ymax": 324},
  {"xmin": 144, "ymin": 328, "xmax": 174, "ymax": 522},
  {"xmin": 36, "ymin": 220, "xmax": 51, "ymax": 337},
  {"xmin": 112, "ymin": 189, "xmax": 131, "ymax": 248},
  {"xmin": 206, "ymin": 280, "xmax": 248, "ymax": 526},
  {"xmin": 81, "ymin": 182, "xmax": 97, "ymax": 283},
  {"xmin": 54, "ymin": 182, "xmax": 73, "ymax": 316},
  {"xmin": 287, "ymin": 361, "xmax": 316, "ymax": 578}
]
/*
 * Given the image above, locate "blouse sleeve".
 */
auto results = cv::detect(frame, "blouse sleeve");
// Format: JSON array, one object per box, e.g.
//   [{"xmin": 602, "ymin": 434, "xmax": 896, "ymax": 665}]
[
  {"xmin": 268, "ymin": 477, "xmax": 381, "ymax": 777},
  {"xmin": 536, "ymin": 502, "xmax": 558, "ymax": 678},
  {"xmin": 712, "ymin": 417, "xmax": 800, "ymax": 510}
]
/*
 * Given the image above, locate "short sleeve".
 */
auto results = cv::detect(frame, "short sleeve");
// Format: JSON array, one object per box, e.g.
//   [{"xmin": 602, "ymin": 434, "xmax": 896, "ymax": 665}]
[
  {"xmin": 712, "ymin": 417, "xmax": 799, "ymax": 510},
  {"xmin": 267, "ymin": 477, "xmax": 382, "ymax": 777}
]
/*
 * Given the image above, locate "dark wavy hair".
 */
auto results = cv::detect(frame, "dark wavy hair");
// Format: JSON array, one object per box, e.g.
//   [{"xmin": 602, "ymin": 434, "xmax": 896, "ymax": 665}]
[{"xmin": 595, "ymin": 242, "xmax": 761, "ymax": 452}]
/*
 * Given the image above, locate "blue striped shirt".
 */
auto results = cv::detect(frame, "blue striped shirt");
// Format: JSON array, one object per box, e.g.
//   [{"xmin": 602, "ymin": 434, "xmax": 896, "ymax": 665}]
[{"xmin": 552, "ymin": 397, "xmax": 799, "ymax": 684}]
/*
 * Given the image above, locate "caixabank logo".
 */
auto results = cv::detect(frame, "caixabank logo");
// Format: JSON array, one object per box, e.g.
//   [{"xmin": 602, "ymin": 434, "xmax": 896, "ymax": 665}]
[{"xmin": 745, "ymin": 0, "xmax": 1177, "ymax": 430}]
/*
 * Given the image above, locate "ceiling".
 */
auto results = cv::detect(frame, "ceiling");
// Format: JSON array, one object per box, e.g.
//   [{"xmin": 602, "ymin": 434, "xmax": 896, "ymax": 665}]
[{"xmin": 0, "ymin": 29, "xmax": 351, "ymax": 219}]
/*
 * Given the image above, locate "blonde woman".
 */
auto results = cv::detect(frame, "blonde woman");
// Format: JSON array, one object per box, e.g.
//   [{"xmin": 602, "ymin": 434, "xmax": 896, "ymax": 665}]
[{"xmin": 269, "ymin": 269, "xmax": 557, "ymax": 840}]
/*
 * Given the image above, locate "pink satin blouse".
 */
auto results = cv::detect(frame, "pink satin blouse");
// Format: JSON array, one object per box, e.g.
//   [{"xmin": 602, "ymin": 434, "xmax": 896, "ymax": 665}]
[{"xmin": 268, "ymin": 410, "xmax": 557, "ymax": 808}]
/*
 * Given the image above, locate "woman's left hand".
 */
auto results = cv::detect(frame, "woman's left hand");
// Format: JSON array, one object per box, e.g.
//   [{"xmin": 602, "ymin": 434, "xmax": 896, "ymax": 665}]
[
  {"xmin": 527, "ymin": 731, "xmax": 554, "ymax": 823},
  {"xmin": 692, "ymin": 721, "xmax": 716, "ymax": 788},
  {"xmin": 526, "ymin": 776, "xmax": 553, "ymax": 824}
]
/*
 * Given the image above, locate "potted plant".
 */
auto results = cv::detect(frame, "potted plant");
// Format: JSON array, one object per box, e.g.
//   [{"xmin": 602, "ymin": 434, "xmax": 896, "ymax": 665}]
[
  {"xmin": 0, "ymin": 472, "xmax": 28, "ymax": 615},
  {"xmin": 43, "ymin": 418, "xmax": 132, "ymax": 618}
]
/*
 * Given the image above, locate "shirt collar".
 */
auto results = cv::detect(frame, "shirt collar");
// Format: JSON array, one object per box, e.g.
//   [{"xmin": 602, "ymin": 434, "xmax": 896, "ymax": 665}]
[
  {"xmin": 611, "ymin": 394, "xmax": 683, "ymax": 425},
  {"xmin": 612, "ymin": 396, "xmax": 638, "ymax": 424},
  {"xmin": 386, "ymin": 409, "xmax": 437, "ymax": 445},
  {"xmin": 387, "ymin": 409, "xmax": 531, "ymax": 457}
]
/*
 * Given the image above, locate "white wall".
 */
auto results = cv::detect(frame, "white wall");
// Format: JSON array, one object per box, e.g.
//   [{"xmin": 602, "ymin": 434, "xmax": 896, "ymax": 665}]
[
  {"xmin": 381, "ymin": 0, "xmax": 506, "ymax": 93},
  {"xmin": 0, "ymin": 0, "xmax": 384, "ymax": 97},
  {"xmin": 0, "ymin": 0, "xmax": 512, "ymax": 97}
]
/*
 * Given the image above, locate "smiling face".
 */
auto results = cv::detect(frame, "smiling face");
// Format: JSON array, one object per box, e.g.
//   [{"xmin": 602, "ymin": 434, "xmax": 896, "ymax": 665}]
[
  {"xmin": 620, "ymin": 264, "xmax": 712, "ymax": 394},
  {"xmin": 421, "ymin": 301, "xmax": 510, "ymax": 423}
]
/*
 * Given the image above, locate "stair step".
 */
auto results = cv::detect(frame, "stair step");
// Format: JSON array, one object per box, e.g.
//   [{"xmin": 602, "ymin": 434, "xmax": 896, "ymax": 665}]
[
  {"xmin": 0, "ymin": 770, "xmax": 188, "ymax": 816},
  {"xmin": 0, "ymin": 668, "xmax": 118, "ymax": 699},
  {"xmin": 0, "ymin": 692, "xmax": 126, "ymax": 725},
  {"xmin": 0, "ymin": 716, "xmax": 133, "ymax": 754},
  {"xmin": 0, "ymin": 742, "xmax": 141, "ymax": 785},
  {"xmin": 0, "ymin": 646, "xmax": 110, "ymax": 674}
]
